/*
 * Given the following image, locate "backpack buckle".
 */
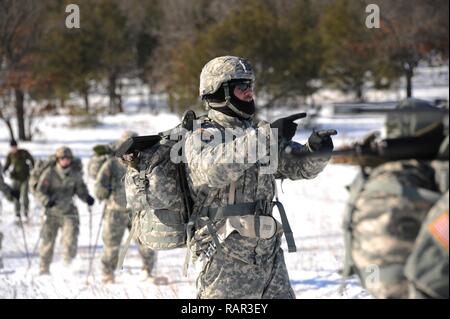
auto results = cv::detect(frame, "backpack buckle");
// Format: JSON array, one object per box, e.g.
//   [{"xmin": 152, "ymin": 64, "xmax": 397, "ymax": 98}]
[
  {"xmin": 204, "ymin": 242, "xmax": 216, "ymax": 258},
  {"xmin": 138, "ymin": 170, "xmax": 148, "ymax": 192}
]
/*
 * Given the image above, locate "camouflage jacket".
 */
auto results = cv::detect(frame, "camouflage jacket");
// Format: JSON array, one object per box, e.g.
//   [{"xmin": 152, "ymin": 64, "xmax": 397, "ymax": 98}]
[
  {"xmin": 35, "ymin": 163, "xmax": 90, "ymax": 215},
  {"xmin": 95, "ymin": 157, "xmax": 128, "ymax": 211},
  {"xmin": 3, "ymin": 149, "xmax": 34, "ymax": 181},
  {"xmin": 184, "ymin": 109, "xmax": 330, "ymax": 244}
]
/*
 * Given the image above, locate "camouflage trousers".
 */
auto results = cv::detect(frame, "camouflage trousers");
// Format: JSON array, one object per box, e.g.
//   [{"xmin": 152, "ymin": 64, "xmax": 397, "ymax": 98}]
[
  {"xmin": 101, "ymin": 209, "xmax": 155, "ymax": 276},
  {"xmin": 39, "ymin": 212, "xmax": 79, "ymax": 272},
  {"xmin": 12, "ymin": 179, "xmax": 29, "ymax": 218},
  {"xmin": 196, "ymin": 232, "xmax": 295, "ymax": 299}
]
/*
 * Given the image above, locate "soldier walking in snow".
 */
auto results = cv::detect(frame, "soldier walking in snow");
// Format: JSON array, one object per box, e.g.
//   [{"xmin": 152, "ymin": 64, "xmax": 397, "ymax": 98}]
[
  {"xmin": 35, "ymin": 146, "xmax": 95, "ymax": 275},
  {"xmin": 3, "ymin": 140, "xmax": 34, "ymax": 222},
  {"xmin": 95, "ymin": 131, "xmax": 157, "ymax": 284}
]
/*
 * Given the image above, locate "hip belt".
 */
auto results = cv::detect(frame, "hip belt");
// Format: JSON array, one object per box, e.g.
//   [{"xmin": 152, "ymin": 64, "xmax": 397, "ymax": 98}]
[{"xmin": 199, "ymin": 199, "xmax": 296, "ymax": 253}]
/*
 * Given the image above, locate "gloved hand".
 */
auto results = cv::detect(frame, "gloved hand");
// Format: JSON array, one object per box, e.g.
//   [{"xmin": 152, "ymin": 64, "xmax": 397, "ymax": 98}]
[
  {"xmin": 308, "ymin": 129, "xmax": 337, "ymax": 152},
  {"xmin": 10, "ymin": 189, "xmax": 20, "ymax": 201},
  {"xmin": 46, "ymin": 199, "xmax": 56, "ymax": 208},
  {"xmin": 86, "ymin": 194, "xmax": 95, "ymax": 206},
  {"xmin": 270, "ymin": 113, "xmax": 307, "ymax": 142}
]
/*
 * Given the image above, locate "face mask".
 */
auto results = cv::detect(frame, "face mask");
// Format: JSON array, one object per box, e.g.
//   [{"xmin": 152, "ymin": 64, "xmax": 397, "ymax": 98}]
[{"xmin": 229, "ymin": 91, "xmax": 255, "ymax": 117}]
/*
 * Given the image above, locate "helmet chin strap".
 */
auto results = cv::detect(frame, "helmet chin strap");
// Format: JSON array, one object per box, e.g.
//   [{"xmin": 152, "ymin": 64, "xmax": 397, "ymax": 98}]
[{"xmin": 211, "ymin": 82, "xmax": 253, "ymax": 119}]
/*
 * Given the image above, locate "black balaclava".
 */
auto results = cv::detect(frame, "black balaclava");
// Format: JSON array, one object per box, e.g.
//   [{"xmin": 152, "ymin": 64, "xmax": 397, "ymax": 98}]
[{"xmin": 203, "ymin": 81, "xmax": 255, "ymax": 120}]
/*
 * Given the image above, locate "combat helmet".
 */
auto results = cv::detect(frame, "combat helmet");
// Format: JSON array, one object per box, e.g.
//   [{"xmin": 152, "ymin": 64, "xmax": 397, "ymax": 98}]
[
  {"xmin": 385, "ymin": 98, "xmax": 444, "ymax": 139},
  {"xmin": 55, "ymin": 146, "xmax": 73, "ymax": 159},
  {"xmin": 114, "ymin": 130, "xmax": 138, "ymax": 150},
  {"xmin": 199, "ymin": 56, "xmax": 255, "ymax": 119}
]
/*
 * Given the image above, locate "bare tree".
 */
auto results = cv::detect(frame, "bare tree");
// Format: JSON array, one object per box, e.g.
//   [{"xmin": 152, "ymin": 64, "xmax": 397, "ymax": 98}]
[
  {"xmin": 0, "ymin": 89, "xmax": 15, "ymax": 141},
  {"xmin": 369, "ymin": 0, "xmax": 449, "ymax": 97},
  {"xmin": 0, "ymin": 0, "xmax": 45, "ymax": 140}
]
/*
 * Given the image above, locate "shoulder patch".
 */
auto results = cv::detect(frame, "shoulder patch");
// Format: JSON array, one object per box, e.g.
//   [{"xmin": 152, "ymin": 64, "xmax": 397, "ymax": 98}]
[{"xmin": 428, "ymin": 211, "xmax": 449, "ymax": 251}]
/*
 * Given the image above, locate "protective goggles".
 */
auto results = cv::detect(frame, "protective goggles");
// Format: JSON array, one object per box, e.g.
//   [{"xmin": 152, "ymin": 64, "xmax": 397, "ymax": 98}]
[{"xmin": 232, "ymin": 80, "xmax": 254, "ymax": 92}]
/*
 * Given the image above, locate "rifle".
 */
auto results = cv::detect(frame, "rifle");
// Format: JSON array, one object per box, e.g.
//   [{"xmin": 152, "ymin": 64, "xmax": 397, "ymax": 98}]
[
  {"xmin": 177, "ymin": 110, "xmax": 196, "ymax": 222},
  {"xmin": 290, "ymin": 123, "xmax": 448, "ymax": 164},
  {"xmin": 115, "ymin": 135, "xmax": 161, "ymax": 157},
  {"xmin": 324, "ymin": 104, "xmax": 449, "ymax": 164},
  {"xmin": 349, "ymin": 107, "xmax": 449, "ymax": 115}
]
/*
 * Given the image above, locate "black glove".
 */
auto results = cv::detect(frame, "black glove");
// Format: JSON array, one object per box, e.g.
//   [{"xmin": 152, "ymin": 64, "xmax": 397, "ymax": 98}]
[
  {"xmin": 308, "ymin": 129, "xmax": 337, "ymax": 152},
  {"xmin": 270, "ymin": 113, "xmax": 307, "ymax": 142},
  {"xmin": 10, "ymin": 189, "xmax": 20, "ymax": 201},
  {"xmin": 86, "ymin": 194, "xmax": 95, "ymax": 206},
  {"xmin": 46, "ymin": 199, "xmax": 56, "ymax": 208}
]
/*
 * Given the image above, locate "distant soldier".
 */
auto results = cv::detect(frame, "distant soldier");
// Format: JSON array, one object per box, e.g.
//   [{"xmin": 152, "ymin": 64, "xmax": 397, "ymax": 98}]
[
  {"xmin": 3, "ymin": 140, "xmax": 34, "ymax": 221},
  {"xmin": 95, "ymin": 131, "xmax": 156, "ymax": 284},
  {"xmin": 35, "ymin": 146, "xmax": 95, "ymax": 275},
  {"xmin": 342, "ymin": 98, "xmax": 448, "ymax": 298}
]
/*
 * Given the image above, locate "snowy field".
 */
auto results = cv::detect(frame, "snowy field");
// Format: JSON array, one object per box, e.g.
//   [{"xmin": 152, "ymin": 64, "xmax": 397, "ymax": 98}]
[{"xmin": 0, "ymin": 65, "xmax": 448, "ymax": 299}]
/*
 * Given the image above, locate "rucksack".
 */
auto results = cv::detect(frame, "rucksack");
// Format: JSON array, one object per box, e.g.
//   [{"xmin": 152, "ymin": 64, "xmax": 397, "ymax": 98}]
[
  {"xmin": 29, "ymin": 155, "xmax": 83, "ymax": 195},
  {"xmin": 87, "ymin": 144, "xmax": 114, "ymax": 180},
  {"xmin": 117, "ymin": 111, "xmax": 196, "ymax": 251}
]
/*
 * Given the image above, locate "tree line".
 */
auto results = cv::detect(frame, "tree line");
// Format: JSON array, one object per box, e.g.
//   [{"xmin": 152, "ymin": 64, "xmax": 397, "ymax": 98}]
[{"xmin": 0, "ymin": 0, "xmax": 448, "ymax": 140}]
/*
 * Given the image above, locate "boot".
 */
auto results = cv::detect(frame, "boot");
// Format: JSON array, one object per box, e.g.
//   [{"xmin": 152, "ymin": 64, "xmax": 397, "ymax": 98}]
[
  {"xmin": 63, "ymin": 257, "xmax": 73, "ymax": 267},
  {"xmin": 24, "ymin": 211, "xmax": 30, "ymax": 224},
  {"xmin": 39, "ymin": 267, "xmax": 50, "ymax": 275},
  {"xmin": 102, "ymin": 273, "xmax": 115, "ymax": 284},
  {"xmin": 39, "ymin": 259, "xmax": 50, "ymax": 275},
  {"xmin": 143, "ymin": 268, "xmax": 168, "ymax": 285}
]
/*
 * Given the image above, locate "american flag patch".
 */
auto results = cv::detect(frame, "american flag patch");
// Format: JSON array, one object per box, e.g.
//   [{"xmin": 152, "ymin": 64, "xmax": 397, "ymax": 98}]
[{"xmin": 428, "ymin": 211, "xmax": 449, "ymax": 251}]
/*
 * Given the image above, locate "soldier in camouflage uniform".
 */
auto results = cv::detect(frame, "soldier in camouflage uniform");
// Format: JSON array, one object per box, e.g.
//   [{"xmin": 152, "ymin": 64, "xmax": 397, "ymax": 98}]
[
  {"xmin": 183, "ymin": 56, "xmax": 336, "ymax": 298},
  {"xmin": 342, "ymin": 98, "xmax": 448, "ymax": 298},
  {"xmin": 35, "ymin": 146, "xmax": 95, "ymax": 275},
  {"xmin": 95, "ymin": 131, "xmax": 156, "ymax": 284},
  {"xmin": 3, "ymin": 140, "xmax": 34, "ymax": 221}
]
